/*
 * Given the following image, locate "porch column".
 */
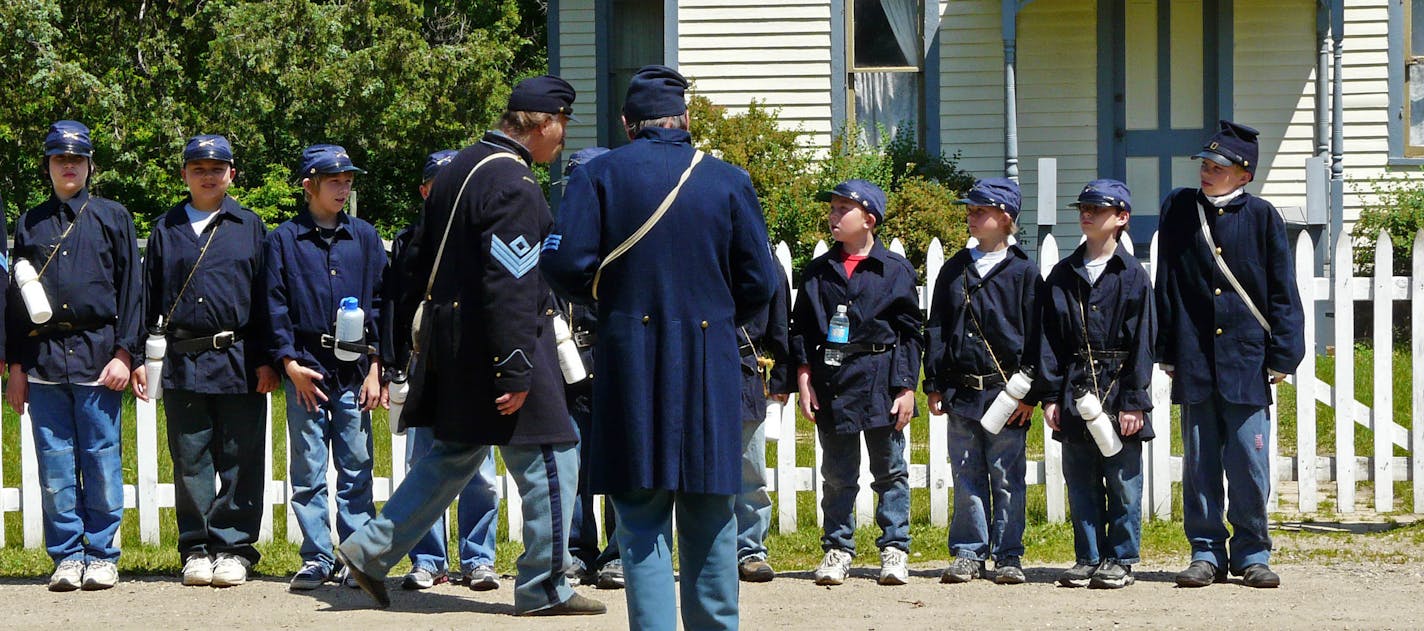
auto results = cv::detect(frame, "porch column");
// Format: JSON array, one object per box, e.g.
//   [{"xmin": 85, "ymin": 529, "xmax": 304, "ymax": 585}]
[
  {"xmin": 1002, "ymin": 0, "xmax": 1023, "ymax": 182},
  {"xmin": 1330, "ymin": 0, "xmax": 1344, "ymax": 254}
]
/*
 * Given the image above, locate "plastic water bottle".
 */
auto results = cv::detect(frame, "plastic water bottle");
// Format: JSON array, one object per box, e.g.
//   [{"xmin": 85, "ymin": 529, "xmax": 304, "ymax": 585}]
[
  {"xmin": 1074, "ymin": 387, "xmax": 1124, "ymax": 457},
  {"xmin": 824, "ymin": 304, "xmax": 850, "ymax": 367},
  {"xmin": 13, "ymin": 259, "xmax": 53, "ymax": 324},
  {"xmin": 334, "ymin": 297, "xmax": 364, "ymax": 362},
  {"xmin": 552, "ymin": 312, "xmax": 588, "ymax": 384},
  {"xmin": 388, "ymin": 375, "xmax": 409, "ymax": 435},
  {"xmin": 144, "ymin": 324, "xmax": 167, "ymax": 401},
  {"xmin": 979, "ymin": 369, "xmax": 1035, "ymax": 434}
]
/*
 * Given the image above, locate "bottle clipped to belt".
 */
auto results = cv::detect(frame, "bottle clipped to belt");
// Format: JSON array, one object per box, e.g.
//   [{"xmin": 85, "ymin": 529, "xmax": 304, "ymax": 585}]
[
  {"xmin": 144, "ymin": 317, "xmax": 168, "ymax": 401},
  {"xmin": 824, "ymin": 304, "xmax": 850, "ymax": 367}
]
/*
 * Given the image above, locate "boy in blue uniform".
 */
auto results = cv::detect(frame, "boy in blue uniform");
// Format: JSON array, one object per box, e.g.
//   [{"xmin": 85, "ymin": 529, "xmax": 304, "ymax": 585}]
[
  {"xmin": 6, "ymin": 120, "xmax": 142, "ymax": 591},
  {"xmin": 554, "ymin": 146, "xmax": 624, "ymax": 590},
  {"xmin": 386, "ymin": 150, "xmax": 502, "ymax": 592},
  {"xmin": 264, "ymin": 144, "xmax": 387, "ymax": 591},
  {"xmin": 133, "ymin": 135, "xmax": 280, "ymax": 588},
  {"xmin": 924, "ymin": 177, "xmax": 1040, "ymax": 585},
  {"xmin": 791, "ymin": 179, "xmax": 922, "ymax": 587},
  {"xmin": 1037, "ymin": 179, "xmax": 1155, "ymax": 589},
  {"xmin": 1156, "ymin": 121, "xmax": 1304, "ymax": 589},
  {"xmin": 737, "ymin": 262, "xmax": 793, "ymax": 582}
]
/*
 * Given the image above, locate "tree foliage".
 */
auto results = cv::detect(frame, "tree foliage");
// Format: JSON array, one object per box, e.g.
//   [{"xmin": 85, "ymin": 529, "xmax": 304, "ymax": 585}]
[{"xmin": 0, "ymin": 0, "xmax": 548, "ymax": 235}]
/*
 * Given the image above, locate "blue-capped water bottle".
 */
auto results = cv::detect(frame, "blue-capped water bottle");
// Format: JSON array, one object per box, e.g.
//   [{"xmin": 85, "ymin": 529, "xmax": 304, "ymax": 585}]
[
  {"xmin": 334, "ymin": 297, "xmax": 365, "ymax": 362},
  {"xmin": 824, "ymin": 304, "xmax": 850, "ymax": 367}
]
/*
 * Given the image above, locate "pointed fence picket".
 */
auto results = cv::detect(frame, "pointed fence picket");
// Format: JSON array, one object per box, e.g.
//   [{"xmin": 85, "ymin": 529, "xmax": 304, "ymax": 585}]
[{"xmin": 1, "ymin": 229, "xmax": 1419, "ymax": 551}]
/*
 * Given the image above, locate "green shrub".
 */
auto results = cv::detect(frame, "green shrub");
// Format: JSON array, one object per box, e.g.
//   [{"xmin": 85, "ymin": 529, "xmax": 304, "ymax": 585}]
[
  {"xmin": 881, "ymin": 176, "xmax": 969, "ymax": 282},
  {"xmin": 1351, "ymin": 172, "xmax": 1424, "ymax": 277}
]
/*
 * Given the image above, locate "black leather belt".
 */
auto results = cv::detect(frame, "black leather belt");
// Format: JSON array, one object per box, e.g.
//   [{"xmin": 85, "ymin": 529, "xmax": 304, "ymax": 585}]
[
  {"xmin": 1076, "ymin": 349, "xmax": 1127, "ymax": 361},
  {"xmin": 841, "ymin": 342, "xmax": 892, "ymax": 355},
  {"xmin": 954, "ymin": 372, "xmax": 1006, "ymax": 391},
  {"xmin": 297, "ymin": 331, "xmax": 377, "ymax": 357},
  {"xmin": 28, "ymin": 321, "xmax": 103, "ymax": 337},
  {"xmin": 170, "ymin": 329, "xmax": 242, "ymax": 354}
]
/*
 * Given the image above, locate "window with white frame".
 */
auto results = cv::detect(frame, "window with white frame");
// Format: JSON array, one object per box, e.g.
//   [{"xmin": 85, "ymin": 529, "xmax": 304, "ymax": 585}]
[{"xmin": 848, "ymin": 0, "xmax": 924, "ymax": 147}]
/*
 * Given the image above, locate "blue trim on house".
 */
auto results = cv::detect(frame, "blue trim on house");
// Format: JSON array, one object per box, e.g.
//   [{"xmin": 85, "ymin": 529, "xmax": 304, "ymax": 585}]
[
  {"xmin": 1097, "ymin": 0, "xmax": 1122, "ymax": 182},
  {"xmin": 831, "ymin": 0, "xmax": 847, "ymax": 138},
  {"xmin": 924, "ymin": 4, "xmax": 941, "ymax": 153},
  {"xmin": 595, "ymin": 0, "xmax": 611, "ymax": 148},
  {"xmin": 1155, "ymin": 0, "xmax": 1173, "ymax": 205},
  {"xmin": 665, "ymin": 0, "xmax": 679, "ymax": 68},
  {"xmin": 548, "ymin": 0, "xmax": 565, "ymax": 210},
  {"xmin": 1213, "ymin": 0, "xmax": 1233, "ymax": 123},
  {"xmin": 1387, "ymin": 0, "xmax": 1406, "ymax": 160}
]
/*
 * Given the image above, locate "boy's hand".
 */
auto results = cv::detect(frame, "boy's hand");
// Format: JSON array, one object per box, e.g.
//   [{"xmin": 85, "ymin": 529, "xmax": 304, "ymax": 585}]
[
  {"xmin": 1007, "ymin": 401, "xmax": 1033, "ymax": 427},
  {"xmin": 1119, "ymin": 409, "xmax": 1145, "ymax": 436},
  {"xmin": 496, "ymin": 391, "xmax": 528, "ymax": 415},
  {"xmin": 284, "ymin": 358, "xmax": 327, "ymax": 412},
  {"xmin": 796, "ymin": 365, "xmax": 819, "ymax": 423},
  {"xmin": 890, "ymin": 388, "xmax": 914, "ymax": 431},
  {"xmin": 926, "ymin": 392, "xmax": 944, "ymax": 415},
  {"xmin": 6, "ymin": 365, "xmax": 28, "ymax": 416},
  {"xmin": 131, "ymin": 365, "xmax": 151, "ymax": 401},
  {"xmin": 99, "ymin": 357, "xmax": 131, "ymax": 392},
  {"xmin": 1044, "ymin": 402, "xmax": 1060, "ymax": 431},
  {"xmin": 771, "ymin": 393, "xmax": 789, "ymax": 404},
  {"xmin": 255, "ymin": 365, "xmax": 280, "ymax": 394},
  {"xmin": 357, "ymin": 363, "xmax": 382, "ymax": 412}
]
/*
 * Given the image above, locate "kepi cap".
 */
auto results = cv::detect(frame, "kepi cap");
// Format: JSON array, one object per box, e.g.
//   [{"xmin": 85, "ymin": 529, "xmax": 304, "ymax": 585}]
[
  {"xmin": 508, "ymin": 75, "xmax": 579, "ymax": 121},
  {"xmin": 1193, "ymin": 119, "xmax": 1259, "ymax": 174},
  {"xmin": 622, "ymin": 65, "xmax": 689, "ymax": 122},
  {"xmin": 422, "ymin": 149, "xmax": 457, "ymax": 182},
  {"xmin": 957, "ymin": 177, "xmax": 1022, "ymax": 219},
  {"xmin": 298, "ymin": 144, "xmax": 365, "ymax": 178},
  {"xmin": 1069, "ymin": 178, "xmax": 1132, "ymax": 212},
  {"xmin": 183, "ymin": 134, "xmax": 234, "ymax": 164},
  {"xmin": 44, "ymin": 120, "xmax": 93, "ymax": 158},
  {"xmin": 816, "ymin": 179, "xmax": 888, "ymax": 222}
]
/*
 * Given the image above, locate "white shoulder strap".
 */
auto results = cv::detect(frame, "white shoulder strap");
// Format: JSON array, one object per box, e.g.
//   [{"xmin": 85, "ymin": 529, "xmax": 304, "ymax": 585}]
[
  {"xmin": 591, "ymin": 150, "xmax": 705, "ymax": 300},
  {"xmin": 1196, "ymin": 204, "xmax": 1271, "ymax": 333},
  {"xmin": 423, "ymin": 151, "xmax": 523, "ymax": 298}
]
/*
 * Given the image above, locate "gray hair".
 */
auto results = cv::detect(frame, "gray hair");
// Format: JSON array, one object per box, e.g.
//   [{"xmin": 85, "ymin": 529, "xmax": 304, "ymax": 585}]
[{"xmin": 624, "ymin": 113, "xmax": 688, "ymax": 138}]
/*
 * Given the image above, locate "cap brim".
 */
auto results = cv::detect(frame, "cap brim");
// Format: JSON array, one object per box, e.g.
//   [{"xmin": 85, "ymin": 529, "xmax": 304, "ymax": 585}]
[
  {"xmin": 814, "ymin": 190, "xmax": 836, "ymax": 203},
  {"xmin": 45, "ymin": 147, "xmax": 92, "ymax": 158},
  {"xmin": 1192, "ymin": 151, "xmax": 1233, "ymax": 167}
]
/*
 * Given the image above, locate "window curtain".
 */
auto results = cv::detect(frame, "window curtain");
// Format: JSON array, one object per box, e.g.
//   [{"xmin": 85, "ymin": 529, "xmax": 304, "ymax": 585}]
[
  {"xmin": 855, "ymin": 71, "xmax": 918, "ymax": 148},
  {"xmin": 877, "ymin": 0, "xmax": 920, "ymax": 67}
]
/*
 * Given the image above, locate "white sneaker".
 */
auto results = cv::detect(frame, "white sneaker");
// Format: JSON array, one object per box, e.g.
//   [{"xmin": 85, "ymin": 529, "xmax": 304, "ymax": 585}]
[
  {"xmin": 48, "ymin": 560, "xmax": 85, "ymax": 592},
  {"xmin": 813, "ymin": 549, "xmax": 853, "ymax": 586},
  {"xmin": 82, "ymin": 560, "xmax": 119, "ymax": 590},
  {"xmin": 879, "ymin": 548, "xmax": 909, "ymax": 585},
  {"xmin": 211, "ymin": 554, "xmax": 250, "ymax": 587},
  {"xmin": 182, "ymin": 553, "xmax": 214, "ymax": 586}
]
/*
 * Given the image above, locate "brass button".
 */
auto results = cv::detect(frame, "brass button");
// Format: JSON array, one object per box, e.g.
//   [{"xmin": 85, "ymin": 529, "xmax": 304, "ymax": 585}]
[
  {"xmin": 1216, "ymin": 328, "xmax": 1224, "ymax": 336},
  {"xmin": 1091, "ymin": 305, "xmax": 1098, "ymax": 311},
  {"xmin": 330, "ymin": 269, "xmax": 337, "ymax": 276},
  {"xmin": 701, "ymin": 321, "xmax": 708, "ymax": 329},
  {"xmin": 197, "ymin": 297, "xmax": 204, "ymax": 303},
  {"xmin": 1215, "ymin": 288, "xmax": 1222, "ymax": 296},
  {"xmin": 493, "ymin": 356, "xmax": 500, "ymax": 362},
  {"xmin": 642, "ymin": 315, "xmax": 650, "ymax": 324},
  {"xmin": 62, "ymin": 303, "xmax": 69, "ymax": 309},
  {"xmin": 453, "ymin": 301, "xmax": 459, "ymax": 308},
  {"xmin": 545, "ymin": 308, "xmax": 555, "ymax": 316},
  {"xmin": 1215, "ymin": 247, "xmax": 1222, "ymax": 255},
  {"xmin": 495, "ymin": 371, "xmax": 502, "ymax": 377},
  {"xmin": 62, "ymin": 250, "xmax": 68, "ymax": 256},
  {"xmin": 1217, "ymin": 209, "xmax": 1224, "ymax": 216}
]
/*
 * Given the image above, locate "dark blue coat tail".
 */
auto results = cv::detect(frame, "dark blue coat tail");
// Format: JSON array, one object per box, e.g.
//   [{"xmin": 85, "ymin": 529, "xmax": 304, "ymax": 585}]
[
  {"xmin": 1153, "ymin": 188, "xmax": 1305, "ymax": 406},
  {"xmin": 542, "ymin": 126, "xmax": 777, "ymax": 495}
]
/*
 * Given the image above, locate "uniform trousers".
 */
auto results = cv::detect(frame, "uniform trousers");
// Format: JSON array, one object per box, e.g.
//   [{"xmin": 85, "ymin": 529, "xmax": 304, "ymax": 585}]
[{"xmin": 611, "ymin": 490, "xmax": 739, "ymax": 631}]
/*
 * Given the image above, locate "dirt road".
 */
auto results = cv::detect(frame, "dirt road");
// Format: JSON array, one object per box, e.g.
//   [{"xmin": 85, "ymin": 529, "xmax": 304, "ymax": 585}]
[{"xmin": 3, "ymin": 560, "xmax": 1420, "ymax": 629}]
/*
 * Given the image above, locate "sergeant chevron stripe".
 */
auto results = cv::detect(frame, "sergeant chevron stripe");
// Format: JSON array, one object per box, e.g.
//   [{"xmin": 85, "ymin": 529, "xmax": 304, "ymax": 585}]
[{"xmin": 492, "ymin": 234, "xmax": 540, "ymax": 278}]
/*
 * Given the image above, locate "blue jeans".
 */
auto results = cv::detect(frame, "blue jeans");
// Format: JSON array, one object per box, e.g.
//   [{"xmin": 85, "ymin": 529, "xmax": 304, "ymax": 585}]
[
  {"xmin": 736, "ymin": 421, "xmax": 772, "ymax": 562},
  {"xmin": 284, "ymin": 381, "xmax": 374, "ymax": 571},
  {"xmin": 1061, "ymin": 439, "xmax": 1144, "ymax": 565},
  {"xmin": 946, "ymin": 413, "xmax": 1026, "ymax": 562},
  {"xmin": 29, "ymin": 383, "xmax": 125, "ymax": 563},
  {"xmin": 569, "ymin": 407, "xmax": 619, "ymax": 568},
  {"xmin": 403, "ymin": 427, "xmax": 498, "ymax": 572},
  {"xmin": 340, "ymin": 439, "xmax": 579, "ymax": 614},
  {"xmin": 612, "ymin": 490, "xmax": 738, "ymax": 631},
  {"xmin": 1181, "ymin": 396, "xmax": 1273, "ymax": 572},
  {"xmin": 817, "ymin": 425, "xmax": 910, "ymax": 554},
  {"xmin": 165, "ymin": 390, "xmax": 267, "ymax": 565}
]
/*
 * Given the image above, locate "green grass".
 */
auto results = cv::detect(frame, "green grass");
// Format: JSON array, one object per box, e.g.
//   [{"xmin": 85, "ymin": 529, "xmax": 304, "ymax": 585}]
[
  {"xmin": 1275, "ymin": 346, "xmax": 1414, "ymax": 458},
  {"xmin": 0, "ymin": 354, "xmax": 1417, "ymax": 578}
]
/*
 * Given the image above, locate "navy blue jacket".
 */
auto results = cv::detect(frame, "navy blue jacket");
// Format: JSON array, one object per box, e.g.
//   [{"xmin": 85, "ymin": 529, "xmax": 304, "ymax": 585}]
[
  {"xmin": 400, "ymin": 131, "xmax": 576, "ymax": 447},
  {"xmin": 791, "ymin": 242, "xmax": 923, "ymax": 434},
  {"xmin": 379, "ymin": 224, "xmax": 418, "ymax": 373},
  {"xmin": 542, "ymin": 126, "xmax": 778, "ymax": 495},
  {"xmin": 1154, "ymin": 188, "xmax": 1305, "ymax": 406},
  {"xmin": 923, "ymin": 245, "xmax": 1042, "ymax": 420},
  {"xmin": 7, "ymin": 189, "xmax": 142, "ymax": 382},
  {"xmin": 1037, "ymin": 244, "xmax": 1156, "ymax": 444},
  {"xmin": 740, "ymin": 262, "xmax": 793, "ymax": 424},
  {"xmin": 263, "ymin": 209, "xmax": 385, "ymax": 392},
  {"xmin": 142, "ymin": 196, "xmax": 272, "ymax": 394}
]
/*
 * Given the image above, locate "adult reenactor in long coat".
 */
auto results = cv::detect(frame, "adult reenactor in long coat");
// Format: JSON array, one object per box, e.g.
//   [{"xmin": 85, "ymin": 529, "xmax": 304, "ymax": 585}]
[
  {"xmin": 1155, "ymin": 120, "xmax": 1304, "ymax": 589},
  {"xmin": 336, "ymin": 75, "xmax": 605, "ymax": 617},
  {"xmin": 542, "ymin": 65, "xmax": 779, "ymax": 630}
]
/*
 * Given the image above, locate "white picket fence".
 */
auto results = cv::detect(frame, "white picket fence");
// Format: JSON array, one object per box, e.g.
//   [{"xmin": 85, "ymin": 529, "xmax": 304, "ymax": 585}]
[{"xmin": 1, "ymin": 216, "xmax": 1420, "ymax": 551}]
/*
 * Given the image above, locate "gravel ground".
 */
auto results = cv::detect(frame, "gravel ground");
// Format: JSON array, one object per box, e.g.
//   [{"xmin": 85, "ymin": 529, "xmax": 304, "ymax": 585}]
[{"xmin": 3, "ymin": 560, "xmax": 1422, "ymax": 630}]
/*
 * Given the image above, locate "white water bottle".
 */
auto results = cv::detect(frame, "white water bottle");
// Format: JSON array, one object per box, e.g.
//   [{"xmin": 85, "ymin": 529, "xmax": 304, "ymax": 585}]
[
  {"xmin": 979, "ymin": 369, "xmax": 1035, "ymax": 435},
  {"xmin": 552, "ymin": 313, "xmax": 588, "ymax": 384},
  {"xmin": 824, "ymin": 305, "xmax": 850, "ymax": 367},
  {"xmin": 388, "ymin": 376, "xmax": 409, "ymax": 435},
  {"xmin": 1075, "ymin": 388, "xmax": 1124, "ymax": 457},
  {"xmin": 334, "ymin": 297, "xmax": 365, "ymax": 362},
  {"xmin": 144, "ymin": 324, "xmax": 167, "ymax": 401},
  {"xmin": 13, "ymin": 259, "xmax": 53, "ymax": 324}
]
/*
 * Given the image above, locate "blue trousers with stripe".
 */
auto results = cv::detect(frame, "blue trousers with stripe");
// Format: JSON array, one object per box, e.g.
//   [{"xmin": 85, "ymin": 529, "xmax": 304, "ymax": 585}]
[{"xmin": 338, "ymin": 438, "xmax": 579, "ymax": 614}]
